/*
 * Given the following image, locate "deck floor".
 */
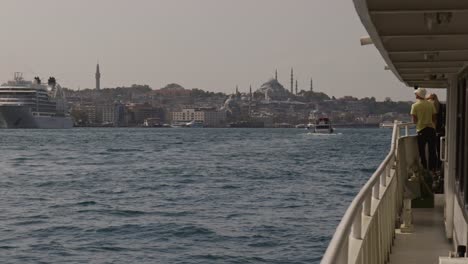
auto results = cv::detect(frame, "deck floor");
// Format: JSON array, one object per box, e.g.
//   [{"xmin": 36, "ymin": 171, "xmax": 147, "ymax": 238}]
[{"xmin": 388, "ymin": 195, "xmax": 452, "ymax": 264}]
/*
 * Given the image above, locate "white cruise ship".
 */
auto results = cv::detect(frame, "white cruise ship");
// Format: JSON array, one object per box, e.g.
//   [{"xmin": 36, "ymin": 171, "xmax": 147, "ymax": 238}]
[
  {"xmin": 322, "ymin": 1, "xmax": 468, "ymax": 264},
  {"xmin": 0, "ymin": 73, "xmax": 73, "ymax": 129}
]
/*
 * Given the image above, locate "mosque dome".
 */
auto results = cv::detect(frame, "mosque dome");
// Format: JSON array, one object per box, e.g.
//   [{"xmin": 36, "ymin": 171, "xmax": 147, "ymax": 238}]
[
  {"xmin": 222, "ymin": 95, "xmax": 241, "ymax": 116},
  {"xmin": 161, "ymin": 83, "xmax": 185, "ymax": 90},
  {"xmin": 223, "ymin": 95, "xmax": 239, "ymax": 109},
  {"xmin": 256, "ymin": 79, "xmax": 290, "ymax": 101}
]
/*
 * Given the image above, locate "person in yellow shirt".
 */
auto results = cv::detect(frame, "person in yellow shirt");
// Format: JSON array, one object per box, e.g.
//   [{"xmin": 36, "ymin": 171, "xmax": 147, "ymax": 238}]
[{"xmin": 411, "ymin": 88, "xmax": 437, "ymax": 172}]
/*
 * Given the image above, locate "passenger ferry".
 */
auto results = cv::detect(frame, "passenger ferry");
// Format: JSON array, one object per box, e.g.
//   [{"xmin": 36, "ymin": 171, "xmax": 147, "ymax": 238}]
[
  {"xmin": 307, "ymin": 117, "xmax": 334, "ymax": 134},
  {"xmin": 0, "ymin": 73, "xmax": 73, "ymax": 129},
  {"xmin": 321, "ymin": 1, "xmax": 468, "ymax": 263}
]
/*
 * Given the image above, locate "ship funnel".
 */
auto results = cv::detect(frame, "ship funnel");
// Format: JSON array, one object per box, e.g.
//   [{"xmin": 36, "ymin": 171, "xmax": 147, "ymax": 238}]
[
  {"xmin": 48, "ymin": 77, "xmax": 56, "ymax": 87},
  {"xmin": 34, "ymin": 77, "xmax": 41, "ymax": 85}
]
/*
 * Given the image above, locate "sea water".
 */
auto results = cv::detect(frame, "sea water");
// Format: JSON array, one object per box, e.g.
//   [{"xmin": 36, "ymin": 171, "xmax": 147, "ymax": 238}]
[{"xmin": 0, "ymin": 128, "xmax": 391, "ymax": 263}]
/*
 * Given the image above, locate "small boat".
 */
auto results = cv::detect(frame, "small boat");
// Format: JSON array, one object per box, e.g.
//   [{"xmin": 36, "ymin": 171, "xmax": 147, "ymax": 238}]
[
  {"xmin": 170, "ymin": 121, "xmax": 187, "ymax": 128},
  {"xmin": 307, "ymin": 117, "xmax": 334, "ymax": 133},
  {"xmin": 185, "ymin": 120, "xmax": 204, "ymax": 128},
  {"xmin": 380, "ymin": 120, "xmax": 402, "ymax": 128},
  {"xmin": 143, "ymin": 118, "xmax": 163, "ymax": 127}
]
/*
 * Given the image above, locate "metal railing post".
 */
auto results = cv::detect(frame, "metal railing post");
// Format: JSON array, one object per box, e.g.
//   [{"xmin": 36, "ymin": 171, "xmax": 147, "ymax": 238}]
[
  {"xmin": 373, "ymin": 182, "xmax": 380, "ymax": 199},
  {"xmin": 352, "ymin": 205, "xmax": 363, "ymax": 239},
  {"xmin": 364, "ymin": 194, "xmax": 372, "ymax": 216},
  {"xmin": 320, "ymin": 122, "xmax": 415, "ymax": 264},
  {"xmin": 381, "ymin": 170, "xmax": 387, "ymax": 187}
]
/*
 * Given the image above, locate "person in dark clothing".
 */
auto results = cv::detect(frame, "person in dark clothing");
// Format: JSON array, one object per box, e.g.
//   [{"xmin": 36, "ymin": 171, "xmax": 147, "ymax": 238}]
[
  {"xmin": 428, "ymin": 93, "xmax": 446, "ymax": 170},
  {"xmin": 411, "ymin": 88, "xmax": 437, "ymax": 172}
]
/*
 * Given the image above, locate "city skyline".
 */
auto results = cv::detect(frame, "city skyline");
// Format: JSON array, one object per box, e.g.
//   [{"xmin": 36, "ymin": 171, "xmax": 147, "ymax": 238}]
[{"xmin": 0, "ymin": 0, "xmax": 431, "ymax": 101}]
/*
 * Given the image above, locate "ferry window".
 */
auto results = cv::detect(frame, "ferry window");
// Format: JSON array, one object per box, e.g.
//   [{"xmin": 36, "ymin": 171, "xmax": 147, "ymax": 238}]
[
  {"xmin": 455, "ymin": 79, "xmax": 464, "ymax": 188},
  {"xmin": 457, "ymin": 76, "xmax": 468, "ymax": 203},
  {"xmin": 460, "ymin": 77, "xmax": 468, "ymax": 204}
]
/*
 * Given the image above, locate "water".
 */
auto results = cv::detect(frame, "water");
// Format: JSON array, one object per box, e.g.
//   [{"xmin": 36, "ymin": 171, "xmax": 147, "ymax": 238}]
[{"xmin": 0, "ymin": 128, "xmax": 391, "ymax": 264}]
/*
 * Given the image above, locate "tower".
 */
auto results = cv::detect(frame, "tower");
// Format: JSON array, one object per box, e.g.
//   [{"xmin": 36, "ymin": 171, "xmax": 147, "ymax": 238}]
[
  {"xmin": 310, "ymin": 78, "xmax": 313, "ymax": 92},
  {"xmin": 275, "ymin": 69, "xmax": 278, "ymax": 81},
  {"xmin": 290, "ymin": 68, "xmax": 294, "ymax": 94},
  {"xmin": 295, "ymin": 80, "xmax": 298, "ymax": 95},
  {"xmin": 249, "ymin": 85, "xmax": 252, "ymax": 117},
  {"xmin": 95, "ymin": 63, "xmax": 101, "ymax": 90}
]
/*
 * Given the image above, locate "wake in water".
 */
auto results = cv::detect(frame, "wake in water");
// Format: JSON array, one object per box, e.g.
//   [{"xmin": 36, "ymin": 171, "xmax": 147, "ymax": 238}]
[{"xmin": 305, "ymin": 132, "xmax": 343, "ymax": 136}]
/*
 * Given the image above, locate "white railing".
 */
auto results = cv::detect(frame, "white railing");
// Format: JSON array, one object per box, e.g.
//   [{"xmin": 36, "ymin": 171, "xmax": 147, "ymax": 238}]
[{"xmin": 321, "ymin": 122, "xmax": 415, "ymax": 264}]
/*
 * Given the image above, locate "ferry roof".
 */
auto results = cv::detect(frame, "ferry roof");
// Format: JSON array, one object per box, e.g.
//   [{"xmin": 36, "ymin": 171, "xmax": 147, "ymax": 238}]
[{"xmin": 353, "ymin": 0, "xmax": 468, "ymax": 88}]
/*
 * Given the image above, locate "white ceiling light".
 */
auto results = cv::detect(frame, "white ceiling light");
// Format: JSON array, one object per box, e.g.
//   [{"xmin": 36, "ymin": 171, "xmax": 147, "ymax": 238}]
[
  {"xmin": 424, "ymin": 12, "xmax": 453, "ymax": 30},
  {"xmin": 424, "ymin": 52, "xmax": 439, "ymax": 61},
  {"xmin": 437, "ymin": 12, "xmax": 453, "ymax": 25}
]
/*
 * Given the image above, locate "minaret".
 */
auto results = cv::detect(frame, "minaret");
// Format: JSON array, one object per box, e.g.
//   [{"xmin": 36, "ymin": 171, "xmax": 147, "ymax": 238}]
[
  {"xmin": 275, "ymin": 69, "xmax": 278, "ymax": 81},
  {"xmin": 290, "ymin": 68, "xmax": 294, "ymax": 94},
  {"xmin": 95, "ymin": 63, "xmax": 101, "ymax": 90},
  {"xmin": 310, "ymin": 78, "xmax": 313, "ymax": 92},
  {"xmin": 249, "ymin": 85, "xmax": 252, "ymax": 117},
  {"xmin": 295, "ymin": 80, "xmax": 298, "ymax": 95},
  {"xmin": 236, "ymin": 85, "xmax": 239, "ymax": 95}
]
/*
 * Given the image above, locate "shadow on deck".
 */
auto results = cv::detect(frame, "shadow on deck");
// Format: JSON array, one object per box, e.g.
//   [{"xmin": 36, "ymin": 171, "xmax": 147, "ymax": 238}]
[{"xmin": 389, "ymin": 195, "xmax": 452, "ymax": 264}]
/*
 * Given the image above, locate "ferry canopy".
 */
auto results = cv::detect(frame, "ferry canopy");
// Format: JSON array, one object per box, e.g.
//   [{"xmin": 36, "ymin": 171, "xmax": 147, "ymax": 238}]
[{"xmin": 354, "ymin": 0, "xmax": 468, "ymax": 88}]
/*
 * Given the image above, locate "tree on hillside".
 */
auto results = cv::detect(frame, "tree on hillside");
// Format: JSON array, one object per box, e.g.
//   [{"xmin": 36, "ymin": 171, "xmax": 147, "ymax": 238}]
[{"xmin": 300, "ymin": 90, "xmax": 330, "ymax": 101}]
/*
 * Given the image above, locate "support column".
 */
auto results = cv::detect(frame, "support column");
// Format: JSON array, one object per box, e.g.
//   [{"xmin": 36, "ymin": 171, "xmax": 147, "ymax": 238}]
[{"xmin": 445, "ymin": 75, "xmax": 458, "ymax": 239}]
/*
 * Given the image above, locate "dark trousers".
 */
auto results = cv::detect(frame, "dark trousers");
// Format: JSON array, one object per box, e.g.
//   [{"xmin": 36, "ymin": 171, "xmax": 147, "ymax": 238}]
[
  {"xmin": 435, "ymin": 133, "xmax": 442, "ymax": 170},
  {"xmin": 417, "ymin": 127, "xmax": 437, "ymax": 171}
]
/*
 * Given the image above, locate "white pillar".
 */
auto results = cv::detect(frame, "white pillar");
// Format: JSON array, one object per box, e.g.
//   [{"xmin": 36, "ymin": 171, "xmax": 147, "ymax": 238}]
[
  {"xmin": 400, "ymin": 198, "xmax": 414, "ymax": 233},
  {"xmin": 445, "ymin": 75, "xmax": 458, "ymax": 239}
]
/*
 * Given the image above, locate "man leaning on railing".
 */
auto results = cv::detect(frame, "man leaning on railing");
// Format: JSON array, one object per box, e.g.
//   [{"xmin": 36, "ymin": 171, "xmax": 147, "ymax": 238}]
[{"xmin": 410, "ymin": 87, "xmax": 437, "ymax": 176}]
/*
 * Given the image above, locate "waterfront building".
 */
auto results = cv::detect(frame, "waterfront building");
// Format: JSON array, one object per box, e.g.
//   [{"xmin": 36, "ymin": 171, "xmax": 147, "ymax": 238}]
[
  {"xmin": 74, "ymin": 104, "xmax": 97, "ymax": 124},
  {"xmin": 126, "ymin": 103, "xmax": 164, "ymax": 125},
  {"xmin": 171, "ymin": 108, "xmax": 226, "ymax": 127},
  {"xmin": 98, "ymin": 104, "xmax": 115, "ymax": 124},
  {"xmin": 97, "ymin": 104, "xmax": 116, "ymax": 125}
]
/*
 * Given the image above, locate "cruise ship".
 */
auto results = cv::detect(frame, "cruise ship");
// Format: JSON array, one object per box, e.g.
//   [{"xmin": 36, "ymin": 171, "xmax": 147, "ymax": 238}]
[
  {"xmin": 0, "ymin": 73, "xmax": 73, "ymax": 129},
  {"xmin": 322, "ymin": 1, "xmax": 468, "ymax": 264}
]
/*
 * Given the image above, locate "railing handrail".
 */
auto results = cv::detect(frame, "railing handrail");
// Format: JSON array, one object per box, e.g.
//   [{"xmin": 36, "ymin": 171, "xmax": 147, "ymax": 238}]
[{"xmin": 321, "ymin": 122, "xmax": 414, "ymax": 263}]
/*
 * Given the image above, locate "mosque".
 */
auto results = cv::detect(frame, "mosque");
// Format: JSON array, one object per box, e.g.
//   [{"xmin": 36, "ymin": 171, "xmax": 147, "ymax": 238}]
[
  {"xmin": 221, "ymin": 69, "xmax": 314, "ymax": 124},
  {"xmin": 257, "ymin": 78, "xmax": 290, "ymax": 101},
  {"xmin": 254, "ymin": 68, "xmax": 313, "ymax": 102}
]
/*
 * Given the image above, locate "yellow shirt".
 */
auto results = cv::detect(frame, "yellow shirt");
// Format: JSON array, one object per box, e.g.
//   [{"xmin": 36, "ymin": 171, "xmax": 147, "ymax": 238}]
[{"xmin": 411, "ymin": 99, "xmax": 436, "ymax": 132}]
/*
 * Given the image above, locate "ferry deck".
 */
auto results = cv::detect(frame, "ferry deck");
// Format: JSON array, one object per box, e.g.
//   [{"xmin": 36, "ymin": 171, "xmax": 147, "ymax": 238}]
[{"xmin": 321, "ymin": 1, "xmax": 468, "ymax": 263}]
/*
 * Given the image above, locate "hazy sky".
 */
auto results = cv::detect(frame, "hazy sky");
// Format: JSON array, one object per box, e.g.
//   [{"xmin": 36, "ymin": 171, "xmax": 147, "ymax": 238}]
[{"xmin": 0, "ymin": 0, "xmax": 427, "ymax": 101}]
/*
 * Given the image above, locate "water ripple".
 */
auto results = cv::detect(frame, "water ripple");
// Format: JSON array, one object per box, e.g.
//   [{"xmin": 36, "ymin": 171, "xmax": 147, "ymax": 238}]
[{"xmin": 0, "ymin": 128, "xmax": 391, "ymax": 264}]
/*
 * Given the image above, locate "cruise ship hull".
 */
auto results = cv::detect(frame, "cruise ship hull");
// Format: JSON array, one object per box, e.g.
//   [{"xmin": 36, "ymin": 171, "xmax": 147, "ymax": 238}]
[{"xmin": 0, "ymin": 106, "xmax": 73, "ymax": 129}]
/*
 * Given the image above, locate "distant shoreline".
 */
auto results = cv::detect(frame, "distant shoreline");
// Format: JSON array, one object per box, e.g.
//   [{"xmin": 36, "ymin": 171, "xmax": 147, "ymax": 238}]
[
  {"xmin": 332, "ymin": 123, "xmax": 380, "ymax": 128},
  {"xmin": 70, "ymin": 124, "xmax": 381, "ymax": 129}
]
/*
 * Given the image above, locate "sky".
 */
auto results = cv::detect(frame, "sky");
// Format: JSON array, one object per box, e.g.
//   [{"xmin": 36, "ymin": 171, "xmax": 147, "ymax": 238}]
[{"xmin": 0, "ymin": 0, "xmax": 433, "ymax": 101}]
